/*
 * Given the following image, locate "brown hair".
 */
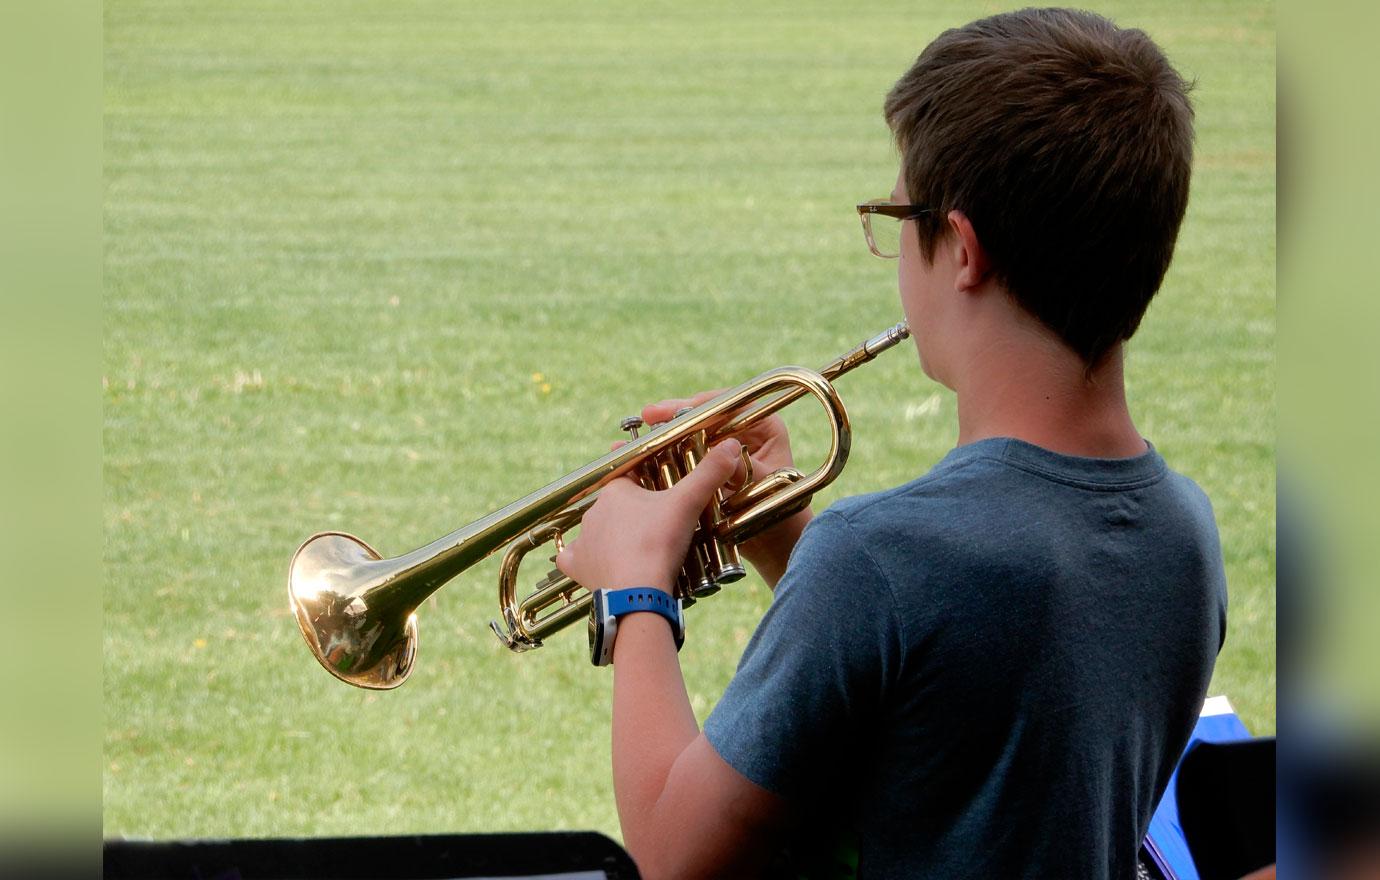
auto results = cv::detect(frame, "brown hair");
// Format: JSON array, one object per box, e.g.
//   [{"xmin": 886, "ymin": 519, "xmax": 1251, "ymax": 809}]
[{"xmin": 884, "ymin": 8, "xmax": 1194, "ymax": 366}]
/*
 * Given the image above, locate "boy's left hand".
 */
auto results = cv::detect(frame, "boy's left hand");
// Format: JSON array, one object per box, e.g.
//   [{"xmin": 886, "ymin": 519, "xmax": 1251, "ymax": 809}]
[{"xmin": 555, "ymin": 438, "xmax": 743, "ymax": 593}]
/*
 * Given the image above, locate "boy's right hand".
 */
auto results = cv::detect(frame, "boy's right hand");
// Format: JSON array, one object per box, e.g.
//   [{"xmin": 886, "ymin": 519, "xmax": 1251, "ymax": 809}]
[{"xmin": 641, "ymin": 390, "xmax": 811, "ymax": 589}]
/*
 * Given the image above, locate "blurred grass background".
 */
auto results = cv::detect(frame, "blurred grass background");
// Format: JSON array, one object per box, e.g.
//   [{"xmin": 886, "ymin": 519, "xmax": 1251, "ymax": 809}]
[{"xmin": 104, "ymin": 0, "xmax": 1275, "ymax": 840}]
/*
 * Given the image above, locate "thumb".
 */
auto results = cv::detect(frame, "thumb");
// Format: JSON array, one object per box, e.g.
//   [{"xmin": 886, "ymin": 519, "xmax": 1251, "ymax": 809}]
[
  {"xmin": 555, "ymin": 543, "xmax": 575, "ymax": 577},
  {"xmin": 670, "ymin": 438, "xmax": 741, "ymax": 514}
]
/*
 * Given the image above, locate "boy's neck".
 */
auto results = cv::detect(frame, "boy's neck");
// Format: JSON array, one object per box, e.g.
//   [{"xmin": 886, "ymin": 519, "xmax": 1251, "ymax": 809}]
[{"xmin": 952, "ymin": 334, "xmax": 1147, "ymax": 459}]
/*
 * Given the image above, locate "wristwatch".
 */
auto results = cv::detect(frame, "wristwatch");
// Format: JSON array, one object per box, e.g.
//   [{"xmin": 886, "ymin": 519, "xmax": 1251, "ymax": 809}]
[{"xmin": 587, "ymin": 587, "xmax": 686, "ymax": 666}]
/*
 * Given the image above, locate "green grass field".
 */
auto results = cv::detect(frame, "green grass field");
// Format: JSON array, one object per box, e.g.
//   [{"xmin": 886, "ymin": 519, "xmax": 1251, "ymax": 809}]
[{"xmin": 105, "ymin": 0, "xmax": 1275, "ymax": 841}]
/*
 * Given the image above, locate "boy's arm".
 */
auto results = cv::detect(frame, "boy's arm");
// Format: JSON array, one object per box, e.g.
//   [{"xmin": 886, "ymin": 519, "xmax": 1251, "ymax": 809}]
[
  {"xmin": 556, "ymin": 439, "xmax": 791, "ymax": 877},
  {"xmin": 739, "ymin": 509, "xmax": 810, "ymax": 589},
  {"xmin": 607, "ymin": 613, "xmax": 788, "ymax": 878}
]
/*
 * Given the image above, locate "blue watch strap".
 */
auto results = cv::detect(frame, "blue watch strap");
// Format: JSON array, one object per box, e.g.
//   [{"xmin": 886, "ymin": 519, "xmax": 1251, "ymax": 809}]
[
  {"xmin": 605, "ymin": 587, "xmax": 676, "ymax": 620},
  {"xmin": 604, "ymin": 588, "xmax": 683, "ymax": 647}
]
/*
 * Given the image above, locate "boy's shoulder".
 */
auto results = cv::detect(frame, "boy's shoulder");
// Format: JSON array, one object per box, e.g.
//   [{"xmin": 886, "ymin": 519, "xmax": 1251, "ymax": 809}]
[
  {"xmin": 819, "ymin": 437, "xmax": 1044, "ymax": 530},
  {"xmin": 810, "ymin": 437, "xmax": 1214, "ymax": 560},
  {"xmin": 798, "ymin": 442, "xmax": 1018, "ymax": 571}
]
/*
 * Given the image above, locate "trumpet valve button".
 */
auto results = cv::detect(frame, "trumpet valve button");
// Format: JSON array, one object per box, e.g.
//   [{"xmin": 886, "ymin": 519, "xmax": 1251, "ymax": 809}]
[{"xmin": 620, "ymin": 416, "xmax": 643, "ymax": 438}]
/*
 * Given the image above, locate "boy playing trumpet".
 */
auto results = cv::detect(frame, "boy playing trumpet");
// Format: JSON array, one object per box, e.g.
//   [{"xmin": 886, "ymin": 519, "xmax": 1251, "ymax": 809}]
[{"xmin": 556, "ymin": 9, "xmax": 1226, "ymax": 878}]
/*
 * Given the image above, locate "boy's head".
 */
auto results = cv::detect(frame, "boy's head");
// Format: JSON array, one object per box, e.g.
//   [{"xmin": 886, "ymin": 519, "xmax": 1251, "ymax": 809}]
[{"xmin": 885, "ymin": 8, "xmax": 1194, "ymax": 368}]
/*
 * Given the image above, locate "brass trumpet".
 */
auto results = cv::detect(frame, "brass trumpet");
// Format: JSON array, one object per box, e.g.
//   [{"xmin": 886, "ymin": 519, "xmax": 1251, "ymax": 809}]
[{"xmin": 289, "ymin": 322, "xmax": 910, "ymax": 689}]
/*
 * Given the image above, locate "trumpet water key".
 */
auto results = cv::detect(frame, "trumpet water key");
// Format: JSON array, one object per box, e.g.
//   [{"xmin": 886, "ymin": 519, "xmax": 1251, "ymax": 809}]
[{"xmin": 289, "ymin": 322, "xmax": 910, "ymax": 689}]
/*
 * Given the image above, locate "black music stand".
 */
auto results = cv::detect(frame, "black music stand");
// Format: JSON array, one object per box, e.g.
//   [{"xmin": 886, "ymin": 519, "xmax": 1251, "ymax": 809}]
[{"xmin": 103, "ymin": 832, "xmax": 639, "ymax": 880}]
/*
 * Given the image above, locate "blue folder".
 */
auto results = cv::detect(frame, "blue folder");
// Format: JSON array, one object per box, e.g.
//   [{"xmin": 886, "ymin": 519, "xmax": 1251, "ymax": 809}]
[{"xmin": 1142, "ymin": 696, "xmax": 1254, "ymax": 880}]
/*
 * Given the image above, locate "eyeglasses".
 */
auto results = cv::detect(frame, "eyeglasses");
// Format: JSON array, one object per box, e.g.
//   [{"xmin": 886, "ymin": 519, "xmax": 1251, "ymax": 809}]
[{"xmin": 857, "ymin": 199, "xmax": 936, "ymax": 259}]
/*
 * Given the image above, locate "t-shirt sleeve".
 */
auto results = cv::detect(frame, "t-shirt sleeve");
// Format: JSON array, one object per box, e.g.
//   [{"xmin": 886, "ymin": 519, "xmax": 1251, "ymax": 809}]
[{"xmin": 703, "ymin": 509, "xmax": 902, "ymax": 799}]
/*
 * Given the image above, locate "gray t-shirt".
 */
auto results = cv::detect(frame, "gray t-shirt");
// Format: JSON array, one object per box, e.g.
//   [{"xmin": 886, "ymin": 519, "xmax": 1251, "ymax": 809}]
[{"xmin": 704, "ymin": 437, "xmax": 1227, "ymax": 879}]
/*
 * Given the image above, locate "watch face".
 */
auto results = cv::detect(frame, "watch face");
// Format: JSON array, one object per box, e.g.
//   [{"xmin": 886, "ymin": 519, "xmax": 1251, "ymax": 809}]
[{"xmin": 588, "ymin": 590, "xmax": 606, "ymax": 665}]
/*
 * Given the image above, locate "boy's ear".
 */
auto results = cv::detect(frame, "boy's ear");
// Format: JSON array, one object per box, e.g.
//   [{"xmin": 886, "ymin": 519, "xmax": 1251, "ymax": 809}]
[{"xmin": 946, "ymin": 210, "xmax": 991, "ymax": 292}]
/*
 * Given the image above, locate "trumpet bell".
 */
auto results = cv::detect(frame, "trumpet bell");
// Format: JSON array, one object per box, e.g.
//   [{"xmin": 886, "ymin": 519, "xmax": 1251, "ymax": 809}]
[{"xmin": 289, "ymin": 532, "xmax": 419, "ymax": 690}]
